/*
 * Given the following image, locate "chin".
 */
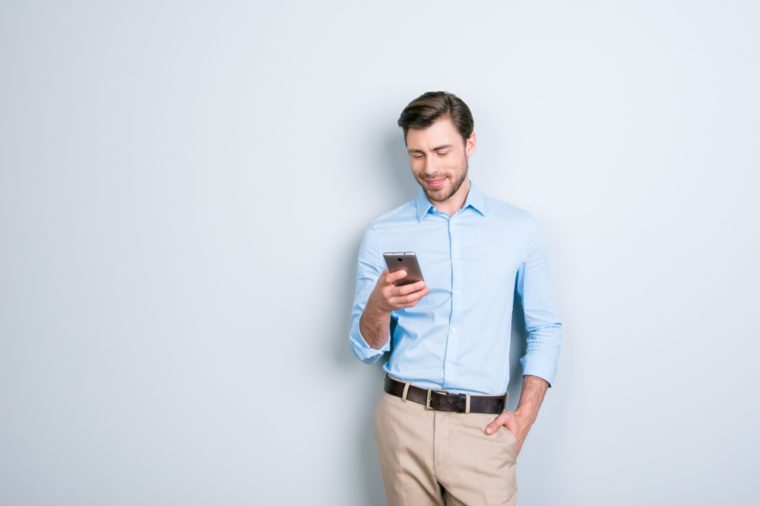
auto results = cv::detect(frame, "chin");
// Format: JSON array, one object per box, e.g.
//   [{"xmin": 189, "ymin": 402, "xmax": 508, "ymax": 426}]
[{"xmin": 426, "ymin": 188, "xmax": 453, "ymax": 202}]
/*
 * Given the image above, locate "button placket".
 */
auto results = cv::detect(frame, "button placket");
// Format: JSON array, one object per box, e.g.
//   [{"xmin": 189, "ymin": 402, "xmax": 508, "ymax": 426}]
[{"xmin": 443, "ymin": 214, "xmax": 457, "ymax": 385}]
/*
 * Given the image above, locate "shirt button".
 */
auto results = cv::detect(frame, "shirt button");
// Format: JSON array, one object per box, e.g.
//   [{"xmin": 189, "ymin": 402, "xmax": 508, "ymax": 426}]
[{"xmin": 452, "ymin": 326, "xmax": 457, "ymax": 332}]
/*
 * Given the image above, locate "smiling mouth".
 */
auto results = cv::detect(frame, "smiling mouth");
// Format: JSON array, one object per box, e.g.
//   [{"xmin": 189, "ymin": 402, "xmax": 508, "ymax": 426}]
[{"xmin": 425, "ymin": 177, "xmax": 446, "ymax": 189}]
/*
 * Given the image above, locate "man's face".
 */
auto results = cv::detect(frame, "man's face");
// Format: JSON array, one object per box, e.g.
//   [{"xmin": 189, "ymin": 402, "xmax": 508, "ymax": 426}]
[{"xmin": 405, "ymin": 116, "xmax": 476, "ymax": 203}]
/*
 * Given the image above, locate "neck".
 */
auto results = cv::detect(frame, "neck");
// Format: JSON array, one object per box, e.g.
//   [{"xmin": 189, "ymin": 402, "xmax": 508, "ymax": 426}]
[{"xmin": 432, "ymin": 178, "xmax": 471, "ymax": 217}]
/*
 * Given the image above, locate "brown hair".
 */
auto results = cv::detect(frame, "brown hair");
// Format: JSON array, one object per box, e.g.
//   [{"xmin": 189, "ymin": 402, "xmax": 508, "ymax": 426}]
[{"xmin": 397, "ymin": 91, "xmax": 474, "ymax": 144}]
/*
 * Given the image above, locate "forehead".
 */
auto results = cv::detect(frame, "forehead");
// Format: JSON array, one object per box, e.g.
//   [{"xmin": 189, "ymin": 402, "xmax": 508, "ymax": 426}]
[{"xmin": 406, "ymin": 116, "xmax": 461, "ymax": 149}]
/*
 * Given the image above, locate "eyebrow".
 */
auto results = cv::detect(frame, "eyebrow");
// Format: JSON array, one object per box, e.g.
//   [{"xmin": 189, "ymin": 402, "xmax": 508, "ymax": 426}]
[{"xmin": 407, "ymin": 144, "xmax": 453, "ymax": 154}]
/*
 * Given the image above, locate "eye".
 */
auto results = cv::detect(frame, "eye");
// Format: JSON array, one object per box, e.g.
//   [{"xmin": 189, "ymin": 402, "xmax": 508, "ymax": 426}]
[{"xmin": 436, "ymin": 151, "xmax": 450, "ymax": 156}]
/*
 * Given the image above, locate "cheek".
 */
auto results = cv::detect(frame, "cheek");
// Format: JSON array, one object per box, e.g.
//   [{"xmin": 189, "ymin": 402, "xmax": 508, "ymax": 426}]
[
  {"xmin": 443, "ymin": 159, "xmax": 461, "ymax": 173},
  {"xmin": 410, "ymin": 159, "xmax": 426, "ymax": 172}
]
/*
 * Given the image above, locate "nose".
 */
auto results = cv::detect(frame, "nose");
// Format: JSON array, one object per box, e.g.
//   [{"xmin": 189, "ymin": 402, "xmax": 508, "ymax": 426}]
[{"xmin": 421, "ymin": 153, "xmax": 440, "ymax": 175}]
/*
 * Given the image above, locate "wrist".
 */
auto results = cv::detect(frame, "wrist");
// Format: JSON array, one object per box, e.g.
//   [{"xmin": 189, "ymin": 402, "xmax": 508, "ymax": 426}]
[
  {"xmin": 365, "ymin": 296, "xmax": 391, "ymax": 319},
  {"xmin": 514, "ymin": 407, "xmax": 538, "ymax": 424}
]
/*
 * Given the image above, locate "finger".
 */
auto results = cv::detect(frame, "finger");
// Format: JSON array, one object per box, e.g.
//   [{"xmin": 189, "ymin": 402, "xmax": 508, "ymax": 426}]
[
  {"xmin": 485, "ymin": 413, "xmax": 510, "ymax": 435},
  {"xmin": 392, "ymin": 287, "xmax": 429, "ymax": 305},
  {"xmin": 394, "ymin": 280, "xmax": 427, "ymax": 296},
  {"xmin": 386, "ymin": 269, "xmax": 408, "ymax": 284}
]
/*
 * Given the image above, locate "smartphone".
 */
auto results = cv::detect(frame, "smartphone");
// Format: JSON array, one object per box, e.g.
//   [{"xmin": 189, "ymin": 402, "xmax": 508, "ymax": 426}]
[{"xmin": 383, "ymin": 252, "xmax": 425, "ymax": 286}]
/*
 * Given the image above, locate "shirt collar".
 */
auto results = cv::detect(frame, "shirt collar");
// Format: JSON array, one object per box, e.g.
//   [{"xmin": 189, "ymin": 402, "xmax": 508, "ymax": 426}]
[{"xmin": 414, "ymin": 179, "xmax": 487, "ymax": 222}]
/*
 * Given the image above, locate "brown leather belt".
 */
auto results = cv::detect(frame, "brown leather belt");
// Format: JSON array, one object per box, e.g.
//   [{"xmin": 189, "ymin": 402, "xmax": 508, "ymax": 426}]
[{"xmin": 383, "ymin": 374, "xmax": 507, "ymax": 414}]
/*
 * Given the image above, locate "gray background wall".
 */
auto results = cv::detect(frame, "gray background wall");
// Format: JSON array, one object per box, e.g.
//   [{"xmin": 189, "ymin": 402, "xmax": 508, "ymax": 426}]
[{"xmin": 1, "ymin": 1, "xmax": 758, "ymax": 505}]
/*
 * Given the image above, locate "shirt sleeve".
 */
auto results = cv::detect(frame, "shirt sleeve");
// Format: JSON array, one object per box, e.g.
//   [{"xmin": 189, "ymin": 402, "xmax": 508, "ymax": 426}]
[
  {"xmin": 348, "ymin": 224, "xmax": 391, "ymax": 364},
  {"xmin": 516, "ymin": 214, "xmax": 563, "ymax": 387}
]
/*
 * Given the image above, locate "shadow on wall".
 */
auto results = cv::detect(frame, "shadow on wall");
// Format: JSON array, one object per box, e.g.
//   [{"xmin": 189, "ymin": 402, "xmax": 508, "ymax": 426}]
[
  {"xmin": 331, "ymin": 127, "xmax": 529, "ymax": 505},
  {"xmin": 329, "ymin": 224, "xmax": 385, "ymax": 505},
  {"xmin": 329, "ymin": 128, "xmax": 413, "ymax": 505},
  {"xmin": 382, "ymin": 128, "xmax": 418, "ymax": 203}
]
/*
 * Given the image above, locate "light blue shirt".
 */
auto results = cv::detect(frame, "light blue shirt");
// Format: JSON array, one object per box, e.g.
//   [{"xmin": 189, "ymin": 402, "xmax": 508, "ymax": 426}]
[{"xmin": 348, "ymin": 180, "xmax": 562, "ymax": 395}]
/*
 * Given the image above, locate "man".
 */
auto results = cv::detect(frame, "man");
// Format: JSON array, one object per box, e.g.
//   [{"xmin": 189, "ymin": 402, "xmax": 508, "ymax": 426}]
[{"xmin": 348, "ymin": 91, "xmax": 562, "ymax": 506}]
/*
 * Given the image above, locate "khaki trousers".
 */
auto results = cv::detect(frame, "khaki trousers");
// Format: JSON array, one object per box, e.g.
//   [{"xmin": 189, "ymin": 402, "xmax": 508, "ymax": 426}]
[{"xmin": 372, "ymin": 387, "xmax": 518, "ymax": 506}]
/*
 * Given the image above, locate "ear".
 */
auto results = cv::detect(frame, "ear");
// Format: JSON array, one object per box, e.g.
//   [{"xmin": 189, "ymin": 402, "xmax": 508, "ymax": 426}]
[{"xmin": 465, "ymin": 131, "xmax": 477, "ymax": 157}]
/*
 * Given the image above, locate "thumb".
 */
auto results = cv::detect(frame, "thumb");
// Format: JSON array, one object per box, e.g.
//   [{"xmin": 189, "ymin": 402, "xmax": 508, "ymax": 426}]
[
  {"xmin": 390, "ymin": 268, "xmax": 408, "ymax": 280},
  {"xmin": 485, "ymin": 412, "xmax": 510, "ymax": 435}
]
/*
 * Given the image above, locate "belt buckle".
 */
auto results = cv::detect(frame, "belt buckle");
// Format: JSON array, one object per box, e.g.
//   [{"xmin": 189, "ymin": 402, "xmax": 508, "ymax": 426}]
[{"xmin": 425, "ymin": 388, "xmax": 447, "ymax": 410}]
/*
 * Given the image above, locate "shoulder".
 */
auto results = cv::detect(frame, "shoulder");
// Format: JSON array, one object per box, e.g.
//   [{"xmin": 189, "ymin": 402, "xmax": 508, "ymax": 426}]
[
  {"xmin": 480, "ymin": 190, "xmax": 539, "ymax": 229},
  {"xmin": 479, "ymin": 191, "xmax": 548, "ymax": 254}
]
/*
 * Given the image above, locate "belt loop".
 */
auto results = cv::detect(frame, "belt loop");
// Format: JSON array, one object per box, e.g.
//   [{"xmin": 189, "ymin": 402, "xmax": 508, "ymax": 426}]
[
  {"xmin": 401, "ymin": 382, "xmax": 410, "ymax": 402},
  {"xmin": 464, "ymin": 394, "xmax": 471, "ymax": 414}
]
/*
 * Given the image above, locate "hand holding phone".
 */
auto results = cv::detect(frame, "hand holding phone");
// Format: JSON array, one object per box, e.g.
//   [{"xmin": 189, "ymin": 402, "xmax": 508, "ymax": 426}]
[
  {"xmin": 365, "ymin": 252, "xmax": 429, "ymax": 314},
  {"xmin": 383, "ymin": 252, "xmax": 424, "ymax": 286}
]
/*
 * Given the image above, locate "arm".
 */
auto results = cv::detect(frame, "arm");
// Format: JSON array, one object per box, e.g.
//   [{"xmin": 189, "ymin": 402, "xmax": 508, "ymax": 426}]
[
  {"xmin": 485, "ymin": 375, "xmax": 549, "ymax": 455},
  {"xmin": 515, "ymin": 374, "xmax": 549, "ymax": 424},
  {"xmin": 348, "ymin": 225, "xmax": 390, "ymax": 363},
  {"xmin": 516, "ymin": 214, "xmax": 563, "ymax": 389},
  {"xmin": 359, "ymin": 302, "xmax": 392, "ymax": 350},
  {"xmin": 485, "ymin": 215, "xmax": 562, "ymax": 454},
  {"xmin": 348, "ymin": 225, "xmax": 430, "ymax": 363}
]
